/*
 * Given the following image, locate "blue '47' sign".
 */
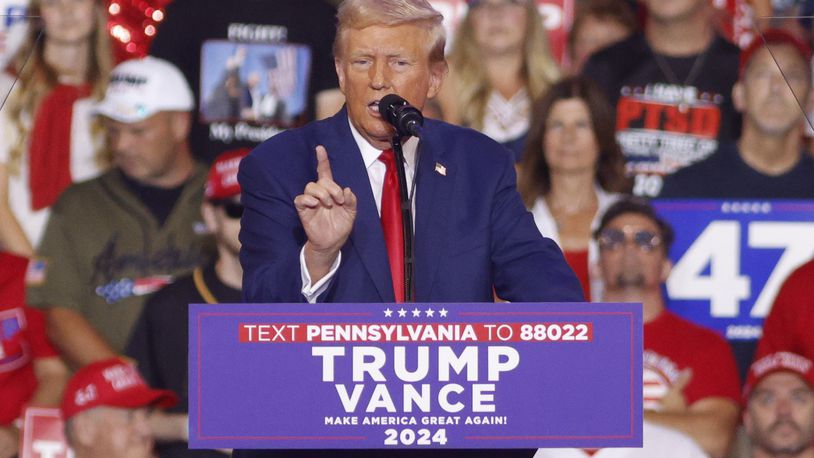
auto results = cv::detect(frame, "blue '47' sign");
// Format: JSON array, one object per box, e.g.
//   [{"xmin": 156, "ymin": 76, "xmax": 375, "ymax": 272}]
[{"xmin": 654, "ymin": 200, "xmax": 814, "ymax": 341}]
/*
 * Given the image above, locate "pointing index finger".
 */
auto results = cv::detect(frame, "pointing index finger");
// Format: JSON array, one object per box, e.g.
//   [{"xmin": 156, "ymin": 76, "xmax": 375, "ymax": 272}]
[{"xmin": 315, "ymin": 145, "xmax": 333, "ymax": 182}]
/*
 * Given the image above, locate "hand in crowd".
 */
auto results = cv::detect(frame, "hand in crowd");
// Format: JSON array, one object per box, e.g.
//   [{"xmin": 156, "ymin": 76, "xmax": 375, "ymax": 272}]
[
  {"xmin": 295, "ymin": 145, "xmax": 357, "ymax": 281},
  {"xmin": 0, "ymin": 425, "xmax": 18, "ymax": 458},
  {"xmin": 147, "ymin": 410, "xmax": 189, "ymax": 442},
  {"xmin": 658, "ymin": 368, "xmax": 693, "ymax": 413}
]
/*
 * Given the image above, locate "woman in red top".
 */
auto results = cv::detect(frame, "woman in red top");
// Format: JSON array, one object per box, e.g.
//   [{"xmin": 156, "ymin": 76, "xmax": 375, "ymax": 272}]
[
  {"xmin": 0, "ymin": 0, "xmax": 113, "ymax": 256},
  {"xmin": 518, "ymin": 76, "xmax": 630, "ymax": 300}
]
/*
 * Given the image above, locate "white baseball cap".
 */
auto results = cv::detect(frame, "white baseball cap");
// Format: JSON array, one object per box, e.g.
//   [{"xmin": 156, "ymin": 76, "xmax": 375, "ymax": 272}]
[{"xmin": 95, "ymin": 56, "xmax": 194, "ymax": 123}]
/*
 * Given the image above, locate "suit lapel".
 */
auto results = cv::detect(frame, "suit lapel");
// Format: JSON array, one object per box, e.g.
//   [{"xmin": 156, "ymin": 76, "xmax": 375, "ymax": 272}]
[
  {"xmin": 323, "ymin": 110, "xmax": 393, "ymax": 301},
  {"xmin": 413, "ymin": 129, "xmax": 454, "ymax": 301}
]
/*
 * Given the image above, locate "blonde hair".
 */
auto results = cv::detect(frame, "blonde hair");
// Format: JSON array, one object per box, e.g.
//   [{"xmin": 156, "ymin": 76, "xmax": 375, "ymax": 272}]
[
  {"xmin": 5, "ymin": 0, "xmax": 113, "ymax": 174},
  {"xmin": 334, "ymin": 0, "xmax": 447, "ymax": 63},
  {"xmin": 448, "ymin": 0, "xmax": 560, "ymax": 130}
]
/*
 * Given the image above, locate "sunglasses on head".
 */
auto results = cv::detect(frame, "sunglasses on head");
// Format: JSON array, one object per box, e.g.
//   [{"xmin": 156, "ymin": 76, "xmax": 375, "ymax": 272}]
[
  {"xmin": 212, "ymin": 200, "xmax": 243, "ymax": 219},
  {"xmin": 597, "ymin": 228, "xmax": 662, "ymax": 253}
]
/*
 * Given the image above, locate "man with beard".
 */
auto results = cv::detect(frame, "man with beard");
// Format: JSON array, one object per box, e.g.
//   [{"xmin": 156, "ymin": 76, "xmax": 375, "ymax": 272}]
[
  {"xmin": 744, "ymin": 351, "xmax": 814, "ymax": 458},
  {"xmin": 594, "ymin": 198, "xmax": 741, "ymax": 458},
  {"xmin": 126, "ymin": 149, "xmax": 247, "ymax": 457}
]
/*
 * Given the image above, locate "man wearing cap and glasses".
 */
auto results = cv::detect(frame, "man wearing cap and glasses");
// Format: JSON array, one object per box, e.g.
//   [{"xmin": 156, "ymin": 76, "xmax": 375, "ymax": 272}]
[
  {"xmin": 592, "ymin": 197, "xmax": 740, "ymax": 458},
  {"xmin": 126, "ymin": 149, "xmax": 247, "ymax": 458},
  {"xmin": 27, "ymin": 56, "xmax": 211, "ymax": 368},
  {"xmin": 743, "ymin": 351, "xmax": 814, "ymax": 458},
  {"xmin": 62, "ymin": 358, "xmax": 178, "ymax": 458}
]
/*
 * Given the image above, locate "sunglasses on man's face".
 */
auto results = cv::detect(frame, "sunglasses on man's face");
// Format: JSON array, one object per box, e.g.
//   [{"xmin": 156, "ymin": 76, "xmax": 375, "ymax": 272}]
[
  {"xmin": 213, "ymin": 201, "xmax": 244, "ymax": 219},
  {"xmin": 597, "ymin": 228, "xmax": 662, "ymax": 253}
]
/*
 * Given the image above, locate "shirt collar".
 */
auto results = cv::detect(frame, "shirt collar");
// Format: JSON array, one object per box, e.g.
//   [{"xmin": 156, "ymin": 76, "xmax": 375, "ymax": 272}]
[{"xmin": 347, "ymin": 117, "xmax": 418, "ymax": 169}]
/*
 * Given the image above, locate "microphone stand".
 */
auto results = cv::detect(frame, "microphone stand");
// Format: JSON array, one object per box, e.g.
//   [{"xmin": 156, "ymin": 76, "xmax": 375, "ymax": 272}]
[{"xmin": 391, "ymin": 134, "xmax": 414, "ymax": 302}]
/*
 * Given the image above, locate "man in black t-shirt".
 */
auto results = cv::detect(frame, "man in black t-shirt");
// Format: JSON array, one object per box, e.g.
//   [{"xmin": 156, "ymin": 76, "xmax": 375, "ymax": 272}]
[
  {"xmin": 582, "ymin": 0, "xmax": 741, "ymax": 197},
  {"xmin": 149, "ymin": 0, "xmax": 343, "ymax": 163},
  {"xmin": 660, "ymin": 30, "xmax": 814, "ymax": 198},
  {"xmin": 126, "ymin": 149, "xmax": 248, "ymax": 458}
]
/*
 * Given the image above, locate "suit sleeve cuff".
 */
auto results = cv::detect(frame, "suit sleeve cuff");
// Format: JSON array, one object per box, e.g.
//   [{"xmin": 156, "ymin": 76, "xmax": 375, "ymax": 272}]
[{"xmin": 300, "ymin": 247, "xmax": 341, "ymax": 303}]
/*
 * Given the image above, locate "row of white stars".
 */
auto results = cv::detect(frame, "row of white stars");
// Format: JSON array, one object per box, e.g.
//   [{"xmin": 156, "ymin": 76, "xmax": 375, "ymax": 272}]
[{"xmin": 384, "ymin": 308, "xmax": 448, "ymax": 318}]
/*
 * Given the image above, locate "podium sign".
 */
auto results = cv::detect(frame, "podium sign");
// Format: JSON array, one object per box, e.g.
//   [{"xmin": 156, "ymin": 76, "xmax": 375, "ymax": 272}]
[{"xmin": 189, "ymin": 302, "xmax": 642, "ymax": 450}]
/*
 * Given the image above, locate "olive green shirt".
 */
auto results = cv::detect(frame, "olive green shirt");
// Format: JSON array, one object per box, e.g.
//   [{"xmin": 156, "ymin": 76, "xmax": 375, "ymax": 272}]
[{"xmin": 28, "ymin": 165, "xmax": 212, "ymax": 352}]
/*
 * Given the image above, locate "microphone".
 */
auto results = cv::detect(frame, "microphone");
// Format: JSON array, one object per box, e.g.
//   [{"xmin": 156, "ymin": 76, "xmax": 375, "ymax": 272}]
[{"xmin": 378, "ymin": 94, "xmax": 424, "ymax": 138}]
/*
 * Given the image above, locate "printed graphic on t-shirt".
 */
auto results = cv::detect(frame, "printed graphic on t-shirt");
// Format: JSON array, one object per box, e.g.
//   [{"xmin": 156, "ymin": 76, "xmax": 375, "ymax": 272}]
[
  {"xmin": 25, "ymin": 258, "xmax": 47, "ymax": 286},
  {"xmin": 200, "ymin": 41, "xmax": 312, "ymax": 127},
  {"xmin": 89, "ymin": 233, "xmax": 203, "ymax": 304},
  {"xmin": 642, "ymin": 349, "xmax": 682, "ymax": 411},
  {"xmin": 94, "ymin": 276, "xmax": 174, "ymax": 304},
  {"xmin": 615, "ymin": 83, "xmax": 725, "ymax": 196},
  {"xmin": 0, "ymin": 307, "xmax": 30, "ymax": 371}
]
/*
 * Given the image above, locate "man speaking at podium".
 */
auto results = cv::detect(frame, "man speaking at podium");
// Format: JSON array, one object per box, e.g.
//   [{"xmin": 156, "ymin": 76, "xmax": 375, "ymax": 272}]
[
  {"xmin": 239, "ymin": 0, "xmax": 581, "ymax": 306},
  {"xmin": 235, "ymin": 0, "xmax": 582, "ymax": 455}
]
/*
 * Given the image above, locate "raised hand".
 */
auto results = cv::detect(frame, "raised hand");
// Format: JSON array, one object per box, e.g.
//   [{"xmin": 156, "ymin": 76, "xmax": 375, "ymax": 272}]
[
  {"xmin": 658, "ymin": 368, "xmax": 693, "ymax": 413},
  {"xmin": 294, "ymin": 145, "xmax": 357, "ymax": 280}
]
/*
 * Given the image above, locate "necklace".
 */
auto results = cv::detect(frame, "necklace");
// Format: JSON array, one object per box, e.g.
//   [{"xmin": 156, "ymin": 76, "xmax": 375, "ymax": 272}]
[{"xmin": 651, "ymin": 43, "xmax": 712, "ymax": 113}]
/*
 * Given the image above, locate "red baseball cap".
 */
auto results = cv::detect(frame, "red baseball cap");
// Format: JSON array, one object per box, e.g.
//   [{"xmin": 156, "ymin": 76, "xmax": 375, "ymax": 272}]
[
  {"xmin": 61, "ymin": 358, "xmax": 178, "ymax": 419},
  {"xmin": 205, "ymin": 148, "xmax": 250, "ymax": 201},
  {"xmin": 740, "ymin": 29, "xmax": 813, "ymax": 78},
  {"xmin": 743, "ymin": 351, "xmax": 814, "ymax": 403}
]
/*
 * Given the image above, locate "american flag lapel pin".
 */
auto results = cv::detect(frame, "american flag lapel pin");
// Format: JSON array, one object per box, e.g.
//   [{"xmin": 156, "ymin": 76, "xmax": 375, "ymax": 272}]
[{"xmin": 434, "ymin": 162, "xmax": 447, "ymax": 176}]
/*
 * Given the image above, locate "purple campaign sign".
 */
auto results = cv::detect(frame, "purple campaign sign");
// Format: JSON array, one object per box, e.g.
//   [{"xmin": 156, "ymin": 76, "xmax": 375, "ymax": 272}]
[{"xmin": 189, "ymin": 302, "xmax": 643, "ymax": 450}]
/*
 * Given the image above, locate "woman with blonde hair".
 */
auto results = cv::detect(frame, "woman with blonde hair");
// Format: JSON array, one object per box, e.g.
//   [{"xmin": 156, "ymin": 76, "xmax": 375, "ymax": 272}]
[
  {"xmin": 0, "ymin": 0, "xmax": 112, "ymax": 256},
  {"xmin": 437, "ymin": 0, "xmax": 560, "ymax": 160}
]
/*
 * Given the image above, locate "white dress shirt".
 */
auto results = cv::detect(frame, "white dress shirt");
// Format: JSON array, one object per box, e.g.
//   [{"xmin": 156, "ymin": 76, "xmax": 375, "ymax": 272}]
[
  {"xmin": 529, "ymin": 186, "xmax": 621, "ymax": 301},
  {"xmin": 300, "ymin": 118, "xmax": 417, "ymax": 302}
]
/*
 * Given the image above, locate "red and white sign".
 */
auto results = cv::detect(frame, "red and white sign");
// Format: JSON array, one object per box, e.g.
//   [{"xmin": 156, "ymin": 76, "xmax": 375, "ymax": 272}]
[{"xmin": 19, "ymin": 408, "xmax": 72, "ymax": 458}]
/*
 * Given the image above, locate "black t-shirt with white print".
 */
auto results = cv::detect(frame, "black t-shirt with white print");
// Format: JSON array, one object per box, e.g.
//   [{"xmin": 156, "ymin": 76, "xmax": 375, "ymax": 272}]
[
  {"xmin": 150, "ymin": 0, "xmax": 339, "ymax": 163},
  {"xmin": 583, "ymin": 33, "xmax": 741, "ymax": 197}
]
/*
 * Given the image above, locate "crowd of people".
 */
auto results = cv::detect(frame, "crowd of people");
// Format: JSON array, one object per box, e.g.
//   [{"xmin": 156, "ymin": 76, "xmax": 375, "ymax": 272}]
[{"xmin": 1, "ymin": 0, "xmax": 813, "ymax": 457}]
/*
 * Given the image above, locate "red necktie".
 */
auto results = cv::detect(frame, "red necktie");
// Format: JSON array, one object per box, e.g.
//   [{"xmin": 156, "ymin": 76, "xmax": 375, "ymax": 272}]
[{"xmin": 379, "ymin": 149, "xmax": 405, "ymax": 303}]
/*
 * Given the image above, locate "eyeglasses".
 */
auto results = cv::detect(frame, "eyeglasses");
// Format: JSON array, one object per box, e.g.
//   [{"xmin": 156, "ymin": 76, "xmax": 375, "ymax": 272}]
[
  {"xmin": 212, "ymin": 200, "xmax": 244, "ymax": 219},
  {"xmin": 597, "ymin": 228, "xmax": 662, "ymax": 253}
]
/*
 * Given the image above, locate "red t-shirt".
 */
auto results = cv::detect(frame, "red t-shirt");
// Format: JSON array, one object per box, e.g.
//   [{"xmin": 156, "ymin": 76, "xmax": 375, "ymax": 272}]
[
  {"xmin": 756, "ymin": 259, "xmax": 814, "ymax": 360},
  {"xmin": 0, "ymin": 252, "xmax": 59, "ymax": 425},
  {"xmin": 643, "ymin": 311, "xmax": 740, "ymax": 410}
]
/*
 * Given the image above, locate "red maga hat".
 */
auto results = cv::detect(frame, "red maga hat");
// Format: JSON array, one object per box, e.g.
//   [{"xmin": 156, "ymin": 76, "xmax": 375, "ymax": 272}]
[
  {"xmin": 205, "ymin": 148, "xmax": 250, "ymax": 201},
  {"xmin": 740, "ymin": 29, "xmax": 813, "ymax": 77},
  {"xmin": 61, "ymin": 358, "xmax": 178, "ymax": 419},
  {"xmin": 743, "ymin": 351, "xmax": 814, "ymax": 403}
]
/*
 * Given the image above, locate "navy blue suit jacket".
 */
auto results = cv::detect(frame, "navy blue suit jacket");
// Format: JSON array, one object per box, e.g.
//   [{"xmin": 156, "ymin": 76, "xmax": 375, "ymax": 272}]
[
  {"xmin": 239, "ymin": 107, "xmax": 582, "ymax": 304},
  {"xmin": 236, "ymin": 109, "xmax": 581, "ymax": 457}
]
